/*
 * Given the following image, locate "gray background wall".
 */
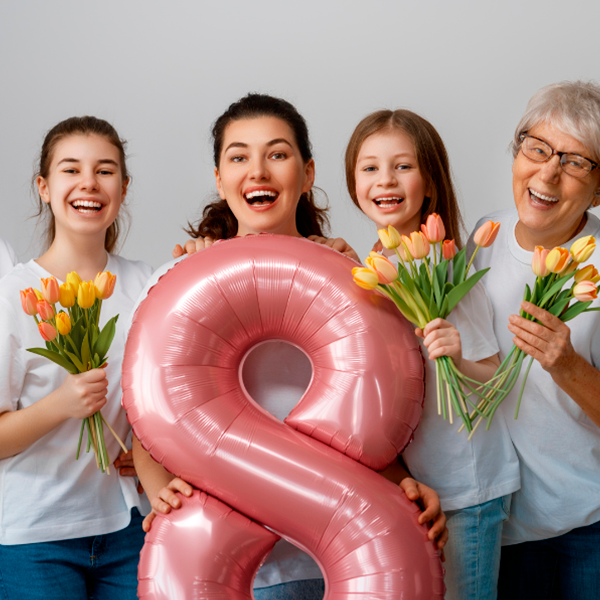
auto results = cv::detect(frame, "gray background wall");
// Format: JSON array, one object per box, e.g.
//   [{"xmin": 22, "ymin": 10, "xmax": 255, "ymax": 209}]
[{"xmin": 1, "ymin": 0, "xmax": 599, "ymax": 268}]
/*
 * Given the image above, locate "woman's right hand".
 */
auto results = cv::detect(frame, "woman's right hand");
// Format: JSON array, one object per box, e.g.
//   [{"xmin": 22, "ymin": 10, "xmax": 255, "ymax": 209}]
[
  {"xmin": 143, "ymin": 477, "xmax": 194, "ymax": 532},
  {"xmin": 55, "ymin": 369, "xmax": 108, "ymax": 420},
  {"xmin": 172, "ymin": 236, "xmax": 214, "ymax": 258}
]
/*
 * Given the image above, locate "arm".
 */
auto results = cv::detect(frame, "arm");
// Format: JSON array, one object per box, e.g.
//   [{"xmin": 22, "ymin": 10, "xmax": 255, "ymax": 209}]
[
  {"xmin": 379, "ymin": 457, "xmax": 448, "ymax": 551},
  {"xmin": 509, "ymin": 301, "xmax": 600, "ymax": 426},
  {"xmin": 132, "ymin": 435, "xmax": 193, "ymax": 531},
  {"xmin": 0, "ymin": 369, "xmax": 108, "ymax": 460},
  {"xmin": 416, "ymin": 318, "xmax": 500, "ymax": 381}
]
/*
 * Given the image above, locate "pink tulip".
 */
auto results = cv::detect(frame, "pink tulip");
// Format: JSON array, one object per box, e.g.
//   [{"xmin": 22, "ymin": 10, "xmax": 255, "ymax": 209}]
[
  {"xmin": 473, "ymin": 221, "xmax": 501, "ymax": 248},
  {"xmin": 364, "ymin": 253, "xmax": 398, "ymax": 284},
  {"xmin": 41, "ymin": 276, "xmax": 60, "ymax": 304},
  {"xmin": 442, "ymin": 239, "xmax": 457, "ymax": 260},
  {"xmin": 401, "ymin": 232, "xmax": 430, "ymax": 260},
  {"xmin": 572, "ymin": 281, "xmax": 598, "ymax": 302},
  {"xmin": 38, "ymin": 321, "xmax": 57, "ymax": 342},
  {"xmin": 531, "ymin": 246, "xmax": 550, "ymax": 277},
  {"xmin": 421, "ymin": 213, "xmax": 445, "ymax": 244},
  {"xmin": 37, "ymin": 300, "xmax": 55, "ymax": 321},
  {"xmin": 20, "ymin": 288, "xmax": 39, "ymax": 316}
]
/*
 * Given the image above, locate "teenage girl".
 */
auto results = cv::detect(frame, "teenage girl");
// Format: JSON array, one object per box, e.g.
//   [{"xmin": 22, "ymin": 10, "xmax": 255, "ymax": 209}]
[
  {"xmin": 0, "ymin": 117, "xmax": 151, "ymax": 600},
  {"xmin": 344, "ymin": 109, "xmax": 521, "ymax": 599},
  {"xmin": 134, "ymin": 94, "xmax": 447, "ymax": 600}
]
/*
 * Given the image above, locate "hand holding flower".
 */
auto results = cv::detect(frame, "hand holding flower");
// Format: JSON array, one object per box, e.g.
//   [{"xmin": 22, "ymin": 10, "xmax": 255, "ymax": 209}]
[
  {"xmin": 415, "ymin": 318, "xmax": 464, "ymax": 369},
  {"xmin": 54, "ymin": 368, "xmax": 108, "ymax": 421}
]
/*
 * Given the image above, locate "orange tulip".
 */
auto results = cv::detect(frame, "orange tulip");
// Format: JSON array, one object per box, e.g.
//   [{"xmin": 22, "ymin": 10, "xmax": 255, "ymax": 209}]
[
  {"xmin": 531, "ymin": 246, "xmax": 550, "ymax": 277},
  {"xmin": 574, "ymin": 265, "xmax": 600, "ymax": 284},
  {"xmin": 545, "ymin": 247, "xmax": 571, "ymax": 274},
  {"xmin": 402, "ymin": 232, "xmax": 430, "ymax": 260},
  {"xmin": 378, "ymin": 225, "xmax": 402, "ymax": 250},
  {"xmin": 94, "ymin": 271, "xmax": 116, "ymax": 300},
  {"xmin": 38, "ymin": 321, "xmax": 57, "ymax": 342},
  {"xmin": 421, "ymin": 213, "xmax": 445, "ymax": 243},
  {"xmin": 364, "ymin": 253, "xmax": 398, "ymax": 284},
  {"xmin": 473, "ymin": 221, "xmax": 501, "ymax": 248},
  {"xmin": 59, "ymin": 283, "xmax": 75, "ymax": 308},
  {"xmin": 572, "ymin": 281, "xmax": 598, "ymax": 302},
  {"xmin": 570, "ymin": 235, "xmax": 596, "ymax": 263},
  {"xmin": 41, "ymin": 276, "xmax": 60, "ymax": 304},
  {"xmin": 20, "ymin": 288, "xmax": 39, "ymax": 316},
  {"xmin": 55, "ymin": 312, "xmax": 72, "ymax": 335},
  {"xmin": 442, "ymin": 239, "xmax": 457, "ymax": 260},
  {"xmin": 352, "ymin": 267, "xmax": 379, "ymax": 290},
  {"xmin": 37, "ymin": 300, "xmax": 54, "ymax": 321}
]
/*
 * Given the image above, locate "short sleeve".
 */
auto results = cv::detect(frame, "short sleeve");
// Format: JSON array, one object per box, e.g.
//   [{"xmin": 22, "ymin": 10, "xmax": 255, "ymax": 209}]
[{"xmin": 0, "ymin": 297, "xmax": 26, "ymax": 413}]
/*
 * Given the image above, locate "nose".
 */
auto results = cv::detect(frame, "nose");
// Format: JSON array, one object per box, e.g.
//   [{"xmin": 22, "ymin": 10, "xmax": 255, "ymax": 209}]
[
  {"xmin": 379, "ymin": 166, "xmax": 397, "ymax": 187},
  {"xmin": 539, "ymin": 155, "xmax": 562, "ymax": 183},
  {"xmin": 79, "ymin": 168, "xmax": 99, "ymax": 191},
  {"xmin": 249, "ymin": 157, "xmax": 269, "ymax": 181}
]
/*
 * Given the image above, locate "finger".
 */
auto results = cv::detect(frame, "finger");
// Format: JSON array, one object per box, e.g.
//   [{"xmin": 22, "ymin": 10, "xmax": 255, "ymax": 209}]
[
  {"xmin": 184, "ymin": 239, "xmax": 198, "ymax": 255},
  {"xmin": 520, "ymin": 302, "xmax": 563, "ymax": 331},
  {"xmin": 414, "ymin": 327, "xmax": 425, "ymax": 339},
  {"xmin": 118, "ymin": 467, "xmax": 137, "ymax": 477},
  {"xmin": 172, "ymin": 244, "xmax": 184, "ymax": 259},
  {"xmin": 437, "ymin": 528, "xmax": 449, "ymax": 552},
  {"xmin": 371, "ymin": 240, "xmax": 383, "ymax": 253},
  {"xmin": 417, "ymin": 494, "xmax": 441, "ymax": 524},
  {"xmin": 508, "ymin": 323, "xmax": 550, "ymax": 354},
  {"xmin": 157, "ymin": 487, "xmax": 184, "ymax": 509},
  {"xmin": 509, "ymin": 315, "xmax": 554, "ymax": 343},
  {"xmin": 169, "ymin": 477, "xmax": 194, "ymax": 497},
  {"xmin": 151, "ymin": 497, "xmax": 173, "ymax": 514},
  {"xmin": 399, "ymin": 478, "xmax": 420, "ymax": 501},
  {"xmin": 137, "ymin": 482, "xmax": 144, "ymax": 494},
  {"xmin": 204, "ymin": 237, "xmax": 214, "ymax": 248},
  {"xmin": 142, "ymin": 511, "xmax": 156, "ymax": 533},
  {"xmin": 426, "ymin": 512, "xmax": 447, "ymax": 541},
  {"xmin": 344, "ymin": 248, "xmax": 360, "ymax": 261}
]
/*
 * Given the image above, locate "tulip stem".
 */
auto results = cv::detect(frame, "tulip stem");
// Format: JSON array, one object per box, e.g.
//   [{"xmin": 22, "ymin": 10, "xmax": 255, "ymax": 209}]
[{"xmin": 465, "ymin": 245, "xmax": 481, "ymax": 279}]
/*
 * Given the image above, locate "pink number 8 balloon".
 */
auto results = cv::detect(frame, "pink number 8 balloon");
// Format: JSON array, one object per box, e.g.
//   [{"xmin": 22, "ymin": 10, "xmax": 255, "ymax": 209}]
[{"xmin": 122, "ymin": 235, "xmax": 444, "ymax": 599}]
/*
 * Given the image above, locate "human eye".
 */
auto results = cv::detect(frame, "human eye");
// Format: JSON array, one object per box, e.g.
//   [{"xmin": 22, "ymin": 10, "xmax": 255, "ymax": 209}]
[
  {"xmin": 396, "ymin": 163, "xmax": 411, "ymax": 171},
  {"xmin": 98, "ymin": 168, "xmax": 114, "ymax": 175},
  {"xmin": 270, "ymin": 151, "xmax": 287, "ymax": 160},
  {"xmin": 230, "ymin": 155, "xmax": 246, "ymax": 163},
  {"xmin": 362, "ymin": 165, "xmax": 377, "ymax": 172}
]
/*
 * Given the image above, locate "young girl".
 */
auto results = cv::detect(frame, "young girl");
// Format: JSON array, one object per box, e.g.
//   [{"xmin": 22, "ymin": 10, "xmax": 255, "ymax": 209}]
[
  {"xmin": 134, "ymin": 94, "xmax": 447, "ymax": 600},
  {"xmin": 0, "ymin": 116, "xmax": 151, "ymax": 600},
  {"xmin": 345, "ymin": 109, "xmax": 521, "ymax": 599}
]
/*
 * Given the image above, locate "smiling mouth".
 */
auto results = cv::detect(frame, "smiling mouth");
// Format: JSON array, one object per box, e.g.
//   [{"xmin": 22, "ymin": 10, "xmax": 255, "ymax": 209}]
[
  {"xmin": 70, "ymin": 200, "xmax": 103, "ymax": 213},
  {"xmin": 374, "ymin": 197, "xmax": 403, "ymax": 207},
  {"xmin": 244, "ymin": 190, "xmax": 279, "ymax": 206},
  {"xmin": 529, "ymin": 189, "xmax": 559, "ymax": 205}
]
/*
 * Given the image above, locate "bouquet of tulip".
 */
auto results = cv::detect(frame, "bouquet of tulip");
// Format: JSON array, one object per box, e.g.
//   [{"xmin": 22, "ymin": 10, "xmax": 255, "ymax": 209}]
[
  {"xmin": 352, "ymin": 215, "xmax": 501, "ymax": 433},
  {"xmin": 468, "ymin": 235, "xmax": 600, "ymax": 434},
  {"xmin": 20, "ymin": 271, "xmax": 127, "ymax": 473}
]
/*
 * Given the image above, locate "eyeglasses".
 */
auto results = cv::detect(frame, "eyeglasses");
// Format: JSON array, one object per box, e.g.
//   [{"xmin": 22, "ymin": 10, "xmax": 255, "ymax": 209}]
[{"xmin": 519, "ymin": 133, "xmax": 599, "ymax": 179}]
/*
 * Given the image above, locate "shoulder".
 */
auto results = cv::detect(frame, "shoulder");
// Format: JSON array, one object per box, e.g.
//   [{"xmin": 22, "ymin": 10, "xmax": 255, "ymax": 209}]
[
  {"xmin": 0, "ymin": 262, "xmax": 38, "ymax": 301},
  {"xmin": 108, "ymin": 254, "xmax": 153, "ymax": 289}
]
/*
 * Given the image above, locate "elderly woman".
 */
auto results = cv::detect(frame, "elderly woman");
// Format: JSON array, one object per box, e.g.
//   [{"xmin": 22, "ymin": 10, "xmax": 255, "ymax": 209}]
[{"xmin": 472, "ymin": 80, "xmax": 600, "ymax": 598}]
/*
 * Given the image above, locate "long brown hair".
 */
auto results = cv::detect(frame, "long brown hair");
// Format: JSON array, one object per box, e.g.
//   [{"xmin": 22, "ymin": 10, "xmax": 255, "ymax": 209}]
[
  {"xmin": 186, "ymin": 93, "xmax": 329, "ymax": 240},
  {"xmin": 34, "ymin": 116, "xmax": 130, "ymax": 253},
  {"xmin": 345, "ymin": 109, "xmax": 464, "ymax": 247}
]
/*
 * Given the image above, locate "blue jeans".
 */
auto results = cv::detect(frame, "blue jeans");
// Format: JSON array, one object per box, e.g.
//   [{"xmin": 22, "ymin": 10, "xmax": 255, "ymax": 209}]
[
  {"xmin": 0, "ymin": 508, "xmax": 145, "ymax": 600},
  {"xmin": 498, "ymin": 519, "xmax": 600, "ymax": 600},
  {"xmin": 254, "ymin": 579, "xmax": 324, "ymax": 600},
  {"xmin": 443, "ymin": 494, "xmax": 511, "ymax": 600}
]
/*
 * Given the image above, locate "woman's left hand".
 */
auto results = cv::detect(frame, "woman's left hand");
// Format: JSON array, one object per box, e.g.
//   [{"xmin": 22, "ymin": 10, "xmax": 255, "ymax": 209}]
[
  {"xmin": 114, "ymin": 450, "xmax": 144, "ymax": 493},
  {"xmin": 508, "ymin": 301, "xmax": 576, "ymax": 374},
  {"xmin": 307, "ymin": 235, "xmax": 359, "ymax": 261}
]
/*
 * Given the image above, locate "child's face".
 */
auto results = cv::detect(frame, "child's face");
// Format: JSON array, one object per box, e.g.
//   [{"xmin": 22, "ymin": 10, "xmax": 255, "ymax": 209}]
[
  {"xmin": 37, "ymin": 134, "xmax": 127, "ymax": 242},
  {"xmin": 215, "ymin": 116, "xmax": 315, "ymax": 237},
  {"xmin": 355, "ymin": 130, "xmax": 428, "ymax": 235}
]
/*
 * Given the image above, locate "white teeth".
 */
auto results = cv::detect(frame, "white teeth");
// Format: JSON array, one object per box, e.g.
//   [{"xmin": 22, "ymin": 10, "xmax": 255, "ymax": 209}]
[
  {"xmin": 530, "ymin": 189, "xmax": 558, "ymax": 203},
  {"xmin": 375, "ymin": 197, "xmax": 402, "ymax": 205},
  {"xmin": 72, "ymin": 200, "xmax": 102, "ymax": 209},
  {"xmin": 245, "ymin": 190, "xmax": 277, "ymax": 200}
]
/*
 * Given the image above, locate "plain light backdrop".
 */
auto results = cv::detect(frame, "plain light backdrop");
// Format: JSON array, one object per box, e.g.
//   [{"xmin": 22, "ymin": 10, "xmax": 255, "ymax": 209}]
[{"xmin": 1, "ymin": 0, "xmax": 599, "ymax": 268}]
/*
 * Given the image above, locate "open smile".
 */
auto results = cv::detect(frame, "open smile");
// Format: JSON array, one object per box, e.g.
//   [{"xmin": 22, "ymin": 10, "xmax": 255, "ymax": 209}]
[
  {"xmin": 529, "ymin": 188, "xmax": 559, "ymax": 207},
  {"xmin": 373, "ymin": 195, "xmax": 404, "ymax": 208},
  {"xmin": 243, "ymin": 187, "xmax": 280, "ymax": 209},
  {"xmin": 69, "ymin": 199, "xmax": 105, "ymax": 214}
]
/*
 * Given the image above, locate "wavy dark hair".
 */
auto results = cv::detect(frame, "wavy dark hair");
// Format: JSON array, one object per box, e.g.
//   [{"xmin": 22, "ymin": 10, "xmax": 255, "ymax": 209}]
[
  {"xmin": 345, "ymin": 109, "xmax": 464, "ymax": 247},
  {"xmin": 186, "ymin": 93, "xmax": 329, "ymax": 240},
  {"xmin": 33, "ymin": 116, "xmax": 130, "ymax": 253}
]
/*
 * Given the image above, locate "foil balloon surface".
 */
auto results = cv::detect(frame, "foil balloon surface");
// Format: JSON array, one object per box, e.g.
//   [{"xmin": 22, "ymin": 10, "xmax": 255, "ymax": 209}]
[{"xmin": 122, "ymin": 234, "xmax": 444, "ymax": 599}]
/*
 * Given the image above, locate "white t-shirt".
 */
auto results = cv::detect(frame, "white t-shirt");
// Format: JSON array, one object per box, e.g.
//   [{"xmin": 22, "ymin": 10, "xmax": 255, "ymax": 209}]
[
  {"xmin": 0, "ymin": 238, "xmax": 18, "ymax": 279},
  {"xmin": 0, "ymin": 254, "xmax": 153, "ymax": 545},
  {"xmin": 400, "ymin": 261, "xmax": 520, "ymax": 511},
  {"xmin": 471, "ymin": 208, "xmax": 600, "ymax": 545}
]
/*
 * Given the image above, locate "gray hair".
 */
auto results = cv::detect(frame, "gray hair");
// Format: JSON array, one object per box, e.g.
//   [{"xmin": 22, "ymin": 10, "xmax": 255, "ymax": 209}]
[{"xmin": 511, "ymin": 80, "xmax": 600, "ymax": 164}]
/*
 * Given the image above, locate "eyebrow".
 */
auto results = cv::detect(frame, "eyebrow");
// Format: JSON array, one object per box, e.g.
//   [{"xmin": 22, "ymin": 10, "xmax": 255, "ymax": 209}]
[
  {"xmin": 224, "ymin": 138, "xmax": 294, "ymax": 152},
  {"xmin": 358, "ymin": 153, "xmax": 415, "ymax": 161},
  {"xmin": 57, "ymin": 158, "xmax": 119, "ymax": 167}
]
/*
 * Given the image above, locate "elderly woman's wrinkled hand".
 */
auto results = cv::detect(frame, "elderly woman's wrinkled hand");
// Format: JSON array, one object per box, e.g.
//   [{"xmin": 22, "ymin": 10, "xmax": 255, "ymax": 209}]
[{"xmin": 508, "ymin": 301, "xmax": 577, "ymax": 374}]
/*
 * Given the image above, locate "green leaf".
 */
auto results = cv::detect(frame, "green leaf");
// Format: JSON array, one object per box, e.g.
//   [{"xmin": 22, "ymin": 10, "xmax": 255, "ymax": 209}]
[
  {"xmin": 26, "ymin": 347, "xmax": 78, "ymax": 374},
  {"xmin": 452, "ymin": 247, "xmax": 467, "ymax": 285},
  {"xmin": 93, "ymin": 315, "xmax": 119, "ymax": 361},
  {"xmin": 419, "ymin": 263, "xmax": 432, "ymax": 298},
  {"xmin": 548, "ymin": 297, "xmax": 571, "ymax": 317},
  {"xmin": 539, "ymin": 272, "xmax": 577, "ymax": 307},
  {"xmin": 64, "ymin": 349, "xmax": 86, "ymax": 373},
  {"xmin": 70, "ymin": 315, "xmax": 85, "ymax": 348},
  {"xmin": 433, "ymin": 260, "xmax": 448, "ymax": 306},
  {"xmin": 524, "ymin": 284, "xmax": 531, "ymax": 303},
  {"xmin": 81, "ymin": 331, "xmax": 91, "ymax": 370},
  {"xmin": 561, "ymin": 300, "xmax": 593, "ymax": 322},
  {"xmin": 444, "ymin": 268, "xmax": 490, "ymax": 317},
  {"xmin": 428, "ymin": 294, "xmax": 439, "ymax": 319}
]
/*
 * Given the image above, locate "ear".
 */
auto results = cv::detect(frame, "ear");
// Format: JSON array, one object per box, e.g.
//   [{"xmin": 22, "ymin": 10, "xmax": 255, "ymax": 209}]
[
  {"xmin": 121, "ymin": 177, "xmax": 130, "ymax": 204},
  {"xmin": 37, "ymin": 176, "xmax": 50, "ymax": 204},
  {"xmin": 215, "ymin": 167, "xmax": 226, "ymax": 200},
  {"xmin": 302, "ymin": 159, "xmax": 316, "ymax": 194}
]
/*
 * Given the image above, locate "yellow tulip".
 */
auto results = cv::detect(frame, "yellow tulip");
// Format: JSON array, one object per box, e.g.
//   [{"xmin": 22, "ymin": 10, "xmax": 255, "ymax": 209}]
[
  {"xmin": 378, "ymin": 225, "xmax": 402, "ymax": 250},
  {"xmin": 94, "ymin": 271, "xmax": 116, "ymax": 299},
  {"xmin": 570, "ymin": 235, "xmax": 596, "ymax": 263},
  {"xmin": 545, "ymin": 247, "xmax": 571, "ymax": 274},
  {"xmin": 574, "ymin": 265, "xmax": 600, "ymax": 284},
  {"xmin": 33, "ymin": 289, "xmax": 44, "ymax": 301},
  {"xmin": 59, "ymin": 283, "xmax": 75, "ymax": 308},
  {"xmin": 67, "ymin": 271, "xmax": 82, "ymax": 296},
  {"xmin": 55, "ymin": 312, "xmax": 72, "ymax": 335},
  {"xmin": 77, "ymin": 281, "xmax": 96, "ymax": 309},
  {"xmin": 352, "ymin": 267, "xmax": 379, "ymax": 290},
  {"xmin": 364, "ymin": 253, "xmax": 398, "ymax": 284}
]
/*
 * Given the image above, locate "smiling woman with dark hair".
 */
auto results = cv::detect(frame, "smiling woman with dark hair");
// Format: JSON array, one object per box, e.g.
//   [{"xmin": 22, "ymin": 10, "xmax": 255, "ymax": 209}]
[{"xmin": 471, "ymin": 80, "xmax": 600, "ymax": 599}]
